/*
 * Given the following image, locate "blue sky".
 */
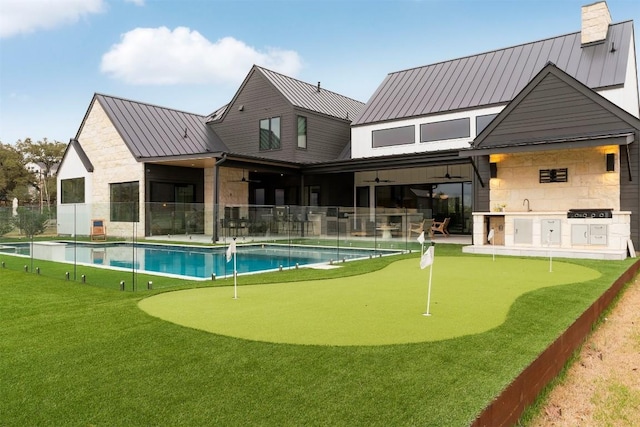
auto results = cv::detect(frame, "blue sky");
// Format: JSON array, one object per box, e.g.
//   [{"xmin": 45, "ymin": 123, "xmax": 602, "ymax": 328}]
[{"xmin": 1, "ymin": 0, "xmax": 639, "ymax": 145}]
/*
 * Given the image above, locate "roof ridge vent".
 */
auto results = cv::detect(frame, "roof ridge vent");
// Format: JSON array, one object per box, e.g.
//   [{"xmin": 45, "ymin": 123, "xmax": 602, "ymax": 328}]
[{"xmin": 581, "ymin": 1, "xmax": 611, "ymax": 46}]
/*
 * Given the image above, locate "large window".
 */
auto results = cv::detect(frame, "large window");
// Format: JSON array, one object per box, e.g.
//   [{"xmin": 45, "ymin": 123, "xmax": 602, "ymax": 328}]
[
  {"xmin": 259, "ymin": 117, "xmax": 281, "ymax": 150},
  {"xmin": 297, "ymin": 116, "xmax": 307, "ymax": 149},
  {"xmin": 372, "ymin": 125, "xmax": 415, "ymax": 148},
  {"xmin": 60, "ymin": 177, "xmax": 85, "ymax": 204},
  {"xmin": 420, "ymin": 118, "xmax": 470, "ymax": 142},
  {"xmin": 110, "ymin": 181, "xmax": 139, "ymax": 222}
]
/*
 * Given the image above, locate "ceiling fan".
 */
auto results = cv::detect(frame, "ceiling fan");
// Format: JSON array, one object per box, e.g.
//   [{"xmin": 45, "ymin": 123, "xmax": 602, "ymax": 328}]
[
  {"xmin": 436, "ymin": 165, "xmax": 464, "ymax": 180},
  {"xmin": 230, "ymin": 170, "xmax": 261, "ymax": 183},
  {"xmin": 364, "ymin": 171, "xmax": 394, "ymax": 183}
]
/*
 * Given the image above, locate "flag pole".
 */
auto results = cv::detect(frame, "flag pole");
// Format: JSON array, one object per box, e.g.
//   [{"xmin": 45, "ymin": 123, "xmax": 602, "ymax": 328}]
[
  {"xmin": 548, "ymin": 230, "xmax": 553, "ymax": 273},
  {"xmin": 488, "ymin": 228, "xmax": 495, "ymax": 261},
  {"xmin": 423, "ymin": 242, "xmax": 435, "ymax": 317},
  {"xmin": 233, "ymin": 250, "xmax": 238, "ymax": 299}
]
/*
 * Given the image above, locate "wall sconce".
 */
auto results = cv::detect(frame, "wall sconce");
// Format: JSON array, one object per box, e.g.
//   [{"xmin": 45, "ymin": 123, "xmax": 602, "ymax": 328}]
[
  {"xmin": 490, "ymin": 162, "xmax": 498, "ymax": 178},
  {"xmin": 606, "ymin": 153, "xmax": 615, "ymax": 172}
]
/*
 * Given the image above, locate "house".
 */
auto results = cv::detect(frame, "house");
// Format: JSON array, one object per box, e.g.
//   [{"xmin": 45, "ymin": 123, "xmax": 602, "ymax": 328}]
[
  {"xmin": 57, "ymin": 65, "xmax": 364, "ymax": 238},
  {"xmin": 346, "ymin": 1, "xmax": 640, "ymax": 259},
  {"xmin": 57, "ymin": 2, "xmax": 639, "ymax": 259}
]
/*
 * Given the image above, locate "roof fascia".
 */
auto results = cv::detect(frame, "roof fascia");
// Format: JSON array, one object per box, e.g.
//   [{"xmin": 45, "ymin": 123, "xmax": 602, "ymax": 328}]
[
  {"xmin": 460, "ymin": 132, "xmax": 634, "ymax": 157},
  {"xmin": 301, "ymin": 150, "xmax": 466, "ymax": 174},
  {"xmin": 59, "ymin": 138, "xmax": 94, "ymax": 173}
]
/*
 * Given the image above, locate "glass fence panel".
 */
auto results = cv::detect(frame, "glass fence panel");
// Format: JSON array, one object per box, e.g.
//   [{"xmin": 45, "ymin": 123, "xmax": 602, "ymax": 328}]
[{"xmin": 0, "ymin": 203, "xmax": 438, "ymax": 291}]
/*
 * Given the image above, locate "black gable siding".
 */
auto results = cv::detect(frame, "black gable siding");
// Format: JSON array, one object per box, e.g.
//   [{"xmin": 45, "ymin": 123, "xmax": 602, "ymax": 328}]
[
  {"xmin": 212, "ymin": 72, "xmax": 293, "ymax": 160},
  {"xmin": 481, "ymin": 74, "xmax": 631, "ymax": 146},
  {"xmin": 292, "ymin": 108, "xmax": 351, "ymax": 163},
  {"xmin": 620, "ymin": 131, "xmax": 640, "ymax": 250},
  {"xmin": 211, "ymin": 72, "xmax": 351, "ymax": 163}
]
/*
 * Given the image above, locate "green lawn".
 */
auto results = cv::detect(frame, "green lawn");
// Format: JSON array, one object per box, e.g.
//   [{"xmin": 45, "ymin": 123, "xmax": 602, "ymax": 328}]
[{"xmin": 0, "ymin": 245, "xmax": 634, "ymax": 426}]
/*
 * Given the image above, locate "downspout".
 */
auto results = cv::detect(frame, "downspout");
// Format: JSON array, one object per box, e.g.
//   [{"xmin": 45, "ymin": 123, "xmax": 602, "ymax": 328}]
[{"xmin": 214, "ymin": 153, "xmax": 227, "ymax": 242}]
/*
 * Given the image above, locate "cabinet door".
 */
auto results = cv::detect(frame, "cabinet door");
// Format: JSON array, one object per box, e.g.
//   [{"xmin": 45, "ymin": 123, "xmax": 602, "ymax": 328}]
[
  {"xmin": 541, "ymin": 219, "xmax": 561, "ymax": 244},
  {"xmin": 571, "ymin": 224, "xmax": 589, "ymax": 245},
  {"xmin": 589, "ymin": 224, "xmax": 607, "ymax": 245},
  {"xmin": 514, "ymin": 219, "xmax": 533, "ymax": 244}
]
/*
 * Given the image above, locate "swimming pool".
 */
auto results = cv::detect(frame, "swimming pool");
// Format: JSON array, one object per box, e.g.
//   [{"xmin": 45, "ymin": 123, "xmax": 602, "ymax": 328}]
[{"xmin": 0, "ymin": 242, "xmax": 400, "ymax": 279}]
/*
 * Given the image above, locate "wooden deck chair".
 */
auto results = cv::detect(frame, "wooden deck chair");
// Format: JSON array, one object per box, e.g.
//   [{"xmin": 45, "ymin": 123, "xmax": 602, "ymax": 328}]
[
  {"xmin": 409, "ymin": 219, "xmax": 426, "ymax": 238},
  {"xmin": 431, "ymin": 217, "xmax": 450, "ymax": 237},
  {"xmin": 90, "ymin": 219, "xmax": 107, "ymax": 241}
]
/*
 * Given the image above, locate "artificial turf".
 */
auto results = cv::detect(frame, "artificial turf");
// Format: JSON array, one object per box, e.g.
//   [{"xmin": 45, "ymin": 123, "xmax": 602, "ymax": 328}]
[
  {"xmin": 139, "ymin": 257, "xmax": 600, "ymax": 345},
  {"xmin": 0, "ymin": 246, "xmax": 634, "ymax": 426}
]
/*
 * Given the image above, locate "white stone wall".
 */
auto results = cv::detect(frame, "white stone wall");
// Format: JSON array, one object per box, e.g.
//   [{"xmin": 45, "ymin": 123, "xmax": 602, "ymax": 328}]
[
  {"xmin": 77, "ymin": 100, "xmax": 145, "ymax": 238},
  {"xmin": 489, "ymin": 146, "xmax": 620, "ymax": 213}
]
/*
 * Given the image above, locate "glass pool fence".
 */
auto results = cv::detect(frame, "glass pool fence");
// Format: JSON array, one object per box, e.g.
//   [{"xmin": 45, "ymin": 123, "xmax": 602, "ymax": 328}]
[{"xmin": 0, "ymin": 203, "xmax": 432, "ymax": 290}]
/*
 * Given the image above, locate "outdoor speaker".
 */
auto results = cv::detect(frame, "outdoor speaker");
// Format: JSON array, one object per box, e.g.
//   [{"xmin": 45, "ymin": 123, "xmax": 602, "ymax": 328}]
[
  {"xmin": 490, "ymin": 162, "xmax": 498, "ymax": 178},
  {"xmin": 606, "ymin": 153, "xmax": 615, "ymax": 172}
]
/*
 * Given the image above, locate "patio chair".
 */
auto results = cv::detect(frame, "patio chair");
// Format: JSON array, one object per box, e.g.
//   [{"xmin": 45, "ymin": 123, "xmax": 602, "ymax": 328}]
[
  {"xmin": 409, "ymin": 219, "xmax": 435, "ymax": 238},
  {"xmin": 431, "ymin": 217, "xmax": 450, "ymax": 237},
  {"xmin": 90, "ymin": 219, "xmax": 107, "ymax": 241},
  {"xmin": 409, "ymin": 219, "xmax": 426, "ymax": 238}
]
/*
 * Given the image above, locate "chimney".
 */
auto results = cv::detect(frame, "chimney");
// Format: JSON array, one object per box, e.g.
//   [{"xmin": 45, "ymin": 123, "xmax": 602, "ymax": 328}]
[
  {"xmin": 581, "ymin": 1, "xmax": 611, "ymax": 46},
  {"xmin": 317, "ymin": 82, "xmax": 321, "ymax": 92}
]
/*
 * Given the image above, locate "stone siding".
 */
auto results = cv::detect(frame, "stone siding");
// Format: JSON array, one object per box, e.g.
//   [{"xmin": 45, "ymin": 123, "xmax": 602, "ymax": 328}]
[
  {"xmin": 78, "ymin": 100, "xmax": 145, "ymax": 238},
  {"xmin": 490, "ymin": 146, "xmax": 619, "ymax": 213}
]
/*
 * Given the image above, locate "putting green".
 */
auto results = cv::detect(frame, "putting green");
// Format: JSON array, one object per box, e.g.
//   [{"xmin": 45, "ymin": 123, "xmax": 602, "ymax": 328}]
[{"xmin": 138, "ymin": 257, "xmax": 600, "ymax": 346}]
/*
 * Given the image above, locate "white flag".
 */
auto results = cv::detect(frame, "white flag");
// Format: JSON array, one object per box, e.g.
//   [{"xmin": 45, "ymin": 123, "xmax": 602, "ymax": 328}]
[
  {"xmin": 226, "ymin": 239, "xmax": 236, "ymax": 262},
  {"xmin": 417, "ymin": 231, "xmax": 425, "ymax": 245},
  {"xmin": 488, "ymin": 228, "xmax": 495, "ymax": 242},
  {"xmin": 420, "ymin": 246, "xmax": 434, "ymax": 269}
]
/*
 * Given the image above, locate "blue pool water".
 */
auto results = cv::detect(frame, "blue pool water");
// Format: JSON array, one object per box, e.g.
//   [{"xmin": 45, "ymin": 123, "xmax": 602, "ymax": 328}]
[{"xmin": 0, "ymin": 242, "xmax": 399, "ymax": 279}]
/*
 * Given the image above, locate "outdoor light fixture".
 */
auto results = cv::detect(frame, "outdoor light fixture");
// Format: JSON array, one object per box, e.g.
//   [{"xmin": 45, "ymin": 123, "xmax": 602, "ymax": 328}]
[
  {"xmin": 490, "ymin": 162, "xmax": 498, "ymax": 178},
  {"xmin": 606, "ymin": 153, "xmax": 615, "ymax": 172}
]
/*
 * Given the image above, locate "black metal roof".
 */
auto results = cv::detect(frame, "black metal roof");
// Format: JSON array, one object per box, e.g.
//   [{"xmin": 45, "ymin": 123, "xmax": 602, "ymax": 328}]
[
  {"xmin": 353, "ymin": 21, "xmax": 634, "ymax": 126},
  {"xmin": 254, "ymin": 66, "xmax": 364, "ymax": 121},
  {"xmin": 93, "ymin": 93, "xmax": 228, "ymax": 160}
]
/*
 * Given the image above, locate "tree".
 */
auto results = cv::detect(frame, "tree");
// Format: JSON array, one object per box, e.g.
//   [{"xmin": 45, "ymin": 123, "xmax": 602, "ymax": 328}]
[
  {"xmin": 16, "ymin": 138, "xmax": 67, "ymax": 209},
  {"xmin": 0, "ymin": 143, "xmax": 32, "ymax": 204},
  {"xmin": 14, "ymin": 207, "xmax": 47, "ymax": 238}
]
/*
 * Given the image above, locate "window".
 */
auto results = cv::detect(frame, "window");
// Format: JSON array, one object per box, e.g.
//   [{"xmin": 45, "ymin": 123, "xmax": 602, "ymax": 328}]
[
  {"xmin": 297, "ymin": 116, "xmax": 307, "ymax": 149},
  {"xmin": 476, "ymin": 113, "xmax": 498, "ymax": 136},
  {"xmin": 61, "ymin": 177, "xmax": 85, "ymax": 204},
  {"xmin": 356, "ymin": 186, "xmax": 369, "ymax": 208},
  {"xmin": 420, "ymin": 118, "xmax": 470, "ymax": 142},
  {"xmin": 110, "ymin": 181, "xmax": 139, "ymax": 222},
  {"xmin": 259, "ymin": 117, "xmax": 281, "ymax": 150},
  {"xmin": 372, "ymin": 125, "xmax": 415, "ymax": 148}
]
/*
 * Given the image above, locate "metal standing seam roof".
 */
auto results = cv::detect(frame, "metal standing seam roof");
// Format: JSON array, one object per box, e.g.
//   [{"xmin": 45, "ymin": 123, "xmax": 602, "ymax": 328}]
[
  {"xmin": 352, "ymin": 21, "xmax": 634, "ymax": 126},
  {"xmin": 255, "ymin": 66, "xmax": 365, "ymax": 122},
  {"xmin": 95, "ymin": 94, "xmax": 228, "ymax": 159}
]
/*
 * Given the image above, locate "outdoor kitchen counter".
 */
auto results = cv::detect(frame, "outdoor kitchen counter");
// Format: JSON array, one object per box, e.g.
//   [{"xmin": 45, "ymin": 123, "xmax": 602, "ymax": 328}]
[{"xmin": 470, "ymin": 211, "xmax": 632, "ymax": 254}]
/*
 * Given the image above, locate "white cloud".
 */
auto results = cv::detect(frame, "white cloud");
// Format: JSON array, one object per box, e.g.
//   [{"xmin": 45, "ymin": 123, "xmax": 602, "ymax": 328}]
[
  {"xmin": 0, "ymin": 0, "xmax": 105, "ymax": 38},
  {"xmin": 100, "ymin": 27, "xmax": 303, "ymax": 85},
  {"xmin": 124, "ymin": 0, "xmax": 144, "ymax": 5}
]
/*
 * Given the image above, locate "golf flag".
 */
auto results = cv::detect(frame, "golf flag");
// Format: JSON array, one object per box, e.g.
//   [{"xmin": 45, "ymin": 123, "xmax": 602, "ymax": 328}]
[
  {"xmin": 226, "ymin": 239, "xmax": 236, "ymax": 262},
  {"xmin": 488, "ymin": 228, "xmax": 495, "ymax": 242},
  {"xmin": 420, "ymin": 245, "xmax": 434, "ymax": 269},
  {"xmin": 417, "ymin": 231, "xmax": 425, "ymax": 245}
]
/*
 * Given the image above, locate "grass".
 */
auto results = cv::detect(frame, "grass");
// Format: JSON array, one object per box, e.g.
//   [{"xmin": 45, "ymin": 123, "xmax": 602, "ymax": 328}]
[
  {"xmin": 0, "ymin": 244, "xmax": 635, "ymax": 426},
  {"xmin": 140, "ymin": 257, "xmax": 600, "ymax": 345}
]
